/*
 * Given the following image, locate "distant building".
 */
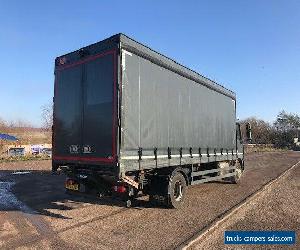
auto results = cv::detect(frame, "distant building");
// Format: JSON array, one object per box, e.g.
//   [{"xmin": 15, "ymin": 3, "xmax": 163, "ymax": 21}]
[{"xmin": 5, "ymin": 143, "xmax": 52, "ymax": 156}]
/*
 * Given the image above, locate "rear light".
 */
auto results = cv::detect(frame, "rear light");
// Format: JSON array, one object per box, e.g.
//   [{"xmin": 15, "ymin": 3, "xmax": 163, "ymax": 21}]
[
  {"xmin": 113, "ymin": 185, "xmax": 127, "ymax": 193},
  {"xmin": 65, "ymin": 178, "xmax": 77, "ymax": 186}
]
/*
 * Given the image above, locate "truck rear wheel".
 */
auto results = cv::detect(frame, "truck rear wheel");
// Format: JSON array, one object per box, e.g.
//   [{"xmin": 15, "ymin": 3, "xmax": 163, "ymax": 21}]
[
  {"xmin": 229, "ymin": 161, "xmax": 243, "ymax": 184},
  {"xmin": 165, "ymin": 171, "xmax": 187, "ymax": 209}
]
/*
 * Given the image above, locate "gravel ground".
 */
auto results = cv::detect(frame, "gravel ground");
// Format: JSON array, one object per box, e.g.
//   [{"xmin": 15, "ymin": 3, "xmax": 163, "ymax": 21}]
[
  {"xmin": 0, "ymin": 151, "xmax": 299, "ymax": 249},
  {"xmin": 189, "ymin": 160, "xmax": 300, "ymax": 250},
  {"xmin": 0, "ymin": 159, "xmax": 51, "ymax": 171}
]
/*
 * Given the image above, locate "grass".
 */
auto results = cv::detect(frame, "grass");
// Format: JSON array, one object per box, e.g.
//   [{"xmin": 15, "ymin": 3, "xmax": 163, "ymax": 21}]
[
  {"xmin": 0, "ymin": 154, "xmax": 51, "ymax": 163},
  {"xmin": 245, "ymin": 145, "xmax": 287, "ymax": 153}
]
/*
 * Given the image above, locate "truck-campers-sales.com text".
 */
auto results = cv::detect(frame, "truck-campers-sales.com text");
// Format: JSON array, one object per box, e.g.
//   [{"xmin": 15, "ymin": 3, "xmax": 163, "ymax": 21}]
[{"xmin": 225, "ymin": 235, "xmax": 294, "ymax": 243}]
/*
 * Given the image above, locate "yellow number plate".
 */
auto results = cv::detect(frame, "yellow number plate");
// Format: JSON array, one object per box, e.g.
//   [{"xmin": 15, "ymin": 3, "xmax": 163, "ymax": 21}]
[{"xmin": 65, "ymin": 183, "xmax": 79, "ymax": 191}]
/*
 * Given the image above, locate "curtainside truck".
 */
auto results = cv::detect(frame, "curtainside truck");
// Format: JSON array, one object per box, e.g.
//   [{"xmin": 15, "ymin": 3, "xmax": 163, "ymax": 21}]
[{"xmin": 52, "ymin": 34, "xmax": 251, "ymax": 208}]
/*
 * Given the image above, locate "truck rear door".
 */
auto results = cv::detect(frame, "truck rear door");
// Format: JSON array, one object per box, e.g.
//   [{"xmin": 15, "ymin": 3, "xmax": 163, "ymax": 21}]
[
  {"xmin": 53, "ymin": 50, "xmax": 117, "ymax": 164},
  {"xmin": 82, "ymin": 53, "xmax": 116, "ymax": 161}
]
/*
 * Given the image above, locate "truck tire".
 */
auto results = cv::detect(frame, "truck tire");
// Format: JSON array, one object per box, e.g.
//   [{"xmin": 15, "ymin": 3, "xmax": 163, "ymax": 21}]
[
  {"xmin": 52, "ymin": 163, "xmax": 59, "ymax": 173},
  {"xmin": 165, "ymin": 171, "xmax": 187, "ymax": 209},
  {"xmin": 229, "ymin": 161, "xmax": 243, "ymax": 184},
  {"xmin": 126, "ymin": 199, "xmax": 132, "ymax": 208}
]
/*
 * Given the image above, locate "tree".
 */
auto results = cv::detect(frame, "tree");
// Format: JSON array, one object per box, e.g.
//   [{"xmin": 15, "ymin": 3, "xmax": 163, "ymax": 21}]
[
  {"xmin": 8, "ymin": 119, "xmax": 33, "ymax": 130},
  {"xmin": 273, "ymin": 110, "xmax": 300, "ymax": 148},
  {"xmin": 274, "ymin": 110, "xmax": 300, "ymax": 131},
  {"xmin": 41, "ymin": 102, "xmax": 53, "ymax": 131},
  {"xmin": 0, "ymin": 117, "xmax": 7, "ymax": 131},
  {"xmin": 240, "ymin": 117, "xmax": 274, "ymax": 144}
]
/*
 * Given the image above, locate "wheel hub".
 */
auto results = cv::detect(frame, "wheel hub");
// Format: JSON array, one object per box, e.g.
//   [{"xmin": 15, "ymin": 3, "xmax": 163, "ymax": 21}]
[{"xmin": 174, "ymin": 180, "xmax": 183, "ymax": 201}]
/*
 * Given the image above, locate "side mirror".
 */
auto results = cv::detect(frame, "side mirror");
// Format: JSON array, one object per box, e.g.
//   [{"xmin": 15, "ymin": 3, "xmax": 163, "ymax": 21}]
[{"xmin": 246, "ymin": 122, "xmax": 252, "ymax": 142}]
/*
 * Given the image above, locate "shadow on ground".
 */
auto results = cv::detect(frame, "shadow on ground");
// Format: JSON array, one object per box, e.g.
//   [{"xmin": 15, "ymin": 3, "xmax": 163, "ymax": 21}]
[{"xmin": 0, "ymin": 169, "xmax": 158, "ymax": 219}]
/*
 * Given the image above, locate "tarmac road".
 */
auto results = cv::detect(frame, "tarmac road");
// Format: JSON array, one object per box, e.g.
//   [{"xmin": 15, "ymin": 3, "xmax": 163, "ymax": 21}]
[{"xmin": 0, "ymin": 151, "xmax": 299, "ymax": 249}]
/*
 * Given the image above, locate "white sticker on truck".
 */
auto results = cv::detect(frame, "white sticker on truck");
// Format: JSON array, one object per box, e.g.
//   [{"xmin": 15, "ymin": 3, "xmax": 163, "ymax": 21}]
[{"xmin": 122, "ymin": 49, "xmax": 132, "ymax": 71}]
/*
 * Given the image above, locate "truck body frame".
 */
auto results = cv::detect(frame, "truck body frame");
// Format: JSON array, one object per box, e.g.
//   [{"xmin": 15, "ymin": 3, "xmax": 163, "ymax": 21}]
[{"xmin": 53, "ymin": 34, "xmax": 244, "ymax": 207}]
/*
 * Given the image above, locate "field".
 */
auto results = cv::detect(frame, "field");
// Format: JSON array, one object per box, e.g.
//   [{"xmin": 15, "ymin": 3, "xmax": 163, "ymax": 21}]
[
  {"xmin": 1, "ymin": 127, "xmax": 51, "ymax": 145},
  {"xmin": 0, "ymin": 128, "xmax": 51, "ymax": 157}
]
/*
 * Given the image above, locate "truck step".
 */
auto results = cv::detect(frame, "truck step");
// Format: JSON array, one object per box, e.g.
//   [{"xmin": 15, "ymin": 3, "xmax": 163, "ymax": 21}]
[
  {"xmin": 191, "ymin": 172, "xmax": 236, "ymax": 185},
  {"xmin": 191, "ymin": 166, "xmax": 236, "ymax": 178}
]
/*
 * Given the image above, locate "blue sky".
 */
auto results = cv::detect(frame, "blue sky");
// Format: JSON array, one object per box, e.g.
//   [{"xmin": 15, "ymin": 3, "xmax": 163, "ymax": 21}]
[{"xmin": 0, "ymin": 1, "xmax": 299, "ymax": 127}]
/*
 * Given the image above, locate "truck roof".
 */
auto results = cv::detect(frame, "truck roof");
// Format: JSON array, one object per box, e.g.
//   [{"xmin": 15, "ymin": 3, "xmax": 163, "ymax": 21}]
[{"xmin": 56, "ymin": 33, "xmax": 236, "ymax": 100}]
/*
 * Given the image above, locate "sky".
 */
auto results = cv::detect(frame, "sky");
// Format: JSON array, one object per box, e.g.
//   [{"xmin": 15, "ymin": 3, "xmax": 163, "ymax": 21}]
[{"xmin": 0, "ymin": 0, "xmax": 299, "ymax": 127}]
